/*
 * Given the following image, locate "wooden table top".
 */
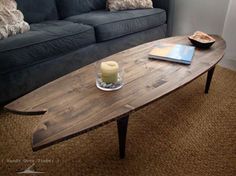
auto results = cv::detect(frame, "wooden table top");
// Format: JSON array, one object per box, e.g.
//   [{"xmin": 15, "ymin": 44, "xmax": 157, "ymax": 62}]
[{"xmin": 5, "ymin": 35, "xmax": 226, "ymax": 151}]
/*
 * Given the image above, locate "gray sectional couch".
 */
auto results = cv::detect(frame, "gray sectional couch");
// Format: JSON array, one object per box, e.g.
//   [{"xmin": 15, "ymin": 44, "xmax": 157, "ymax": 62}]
[{"xmin": 0, "ymin": 0, "xmax": 173, "ymax": 105}]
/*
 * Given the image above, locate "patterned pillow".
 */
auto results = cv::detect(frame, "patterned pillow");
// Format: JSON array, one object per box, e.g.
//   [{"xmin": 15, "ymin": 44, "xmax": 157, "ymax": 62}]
[
  {"xmin": 0, "ymin": 0, "xmax": 30, "ymax": 40},
  {"xmin": 107, "ymin": 0, "xmax": 153, "ymax": 11}
]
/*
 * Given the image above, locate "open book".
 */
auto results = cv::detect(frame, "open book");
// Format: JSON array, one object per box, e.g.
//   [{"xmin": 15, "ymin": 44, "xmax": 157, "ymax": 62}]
[{"xmin": 149, "ymin": 43, "xmax": 195, "ymax": 65}]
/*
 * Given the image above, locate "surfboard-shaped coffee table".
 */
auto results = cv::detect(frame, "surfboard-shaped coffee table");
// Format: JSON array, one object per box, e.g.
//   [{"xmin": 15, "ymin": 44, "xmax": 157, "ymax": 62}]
[{"xmin": 5, "ymin": 35, "xmax": 226, "ymax": 158}]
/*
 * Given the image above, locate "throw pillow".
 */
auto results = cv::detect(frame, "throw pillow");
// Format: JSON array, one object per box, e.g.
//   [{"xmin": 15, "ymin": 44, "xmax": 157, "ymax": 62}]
[
  {"xmin": 0, "ymin": 0, "xmax": 30, "ymax": 40},
  {"xmin": 107, "ymin": 0, "xmax": 153, "ymax": 12}
]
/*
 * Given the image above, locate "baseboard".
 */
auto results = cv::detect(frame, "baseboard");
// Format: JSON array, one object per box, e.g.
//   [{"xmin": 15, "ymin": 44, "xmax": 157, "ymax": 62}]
[{"xmin": 219, "ymin": 58, "xmax": 236, "ymax": 71}]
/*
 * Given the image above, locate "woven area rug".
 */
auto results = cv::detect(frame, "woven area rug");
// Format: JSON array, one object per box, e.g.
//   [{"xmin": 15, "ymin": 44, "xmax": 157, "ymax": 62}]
[{"xmin": 0, "ymin": 66, "xmax": 235, "ymax": 176}]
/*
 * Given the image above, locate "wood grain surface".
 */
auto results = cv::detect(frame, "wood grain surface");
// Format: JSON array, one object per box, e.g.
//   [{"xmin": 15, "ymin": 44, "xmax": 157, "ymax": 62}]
[{"xmin": 5, "ymin": 35, "xmax": 226, "ymax": 151}]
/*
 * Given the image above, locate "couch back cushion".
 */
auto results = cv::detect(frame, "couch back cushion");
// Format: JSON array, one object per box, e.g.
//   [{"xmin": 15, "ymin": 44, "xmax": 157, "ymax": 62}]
[
  {"xmin": 56, "ymin": 0, "xmax": 106, "ymax": 19},
  {"xmin": 152, "ymin": 0, "xmax": 169, "ymax": 14},
  {"xmin": 16, "ymin": 0, "xmax": 59, "ymax": 24}
]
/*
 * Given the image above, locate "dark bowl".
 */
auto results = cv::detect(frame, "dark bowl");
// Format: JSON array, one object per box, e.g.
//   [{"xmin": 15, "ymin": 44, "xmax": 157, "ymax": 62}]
[{"xmin": 188, "ymin": 37, "xmax": 215, "ymax": 49}]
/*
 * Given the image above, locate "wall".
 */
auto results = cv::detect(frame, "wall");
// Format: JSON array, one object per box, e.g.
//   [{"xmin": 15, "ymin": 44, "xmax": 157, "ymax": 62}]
[
  {"xmin": 222, "ymin": 0, "xmax": 236, "ymax": 62},
  {"xmin": 172, "ymin": 0, "xmax": 229, "ymax": 36}
]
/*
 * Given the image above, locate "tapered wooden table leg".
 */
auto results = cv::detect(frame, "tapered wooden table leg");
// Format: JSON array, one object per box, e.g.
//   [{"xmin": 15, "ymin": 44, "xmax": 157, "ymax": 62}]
[
  {"xmin": 117, "ymin": 115, "xmax": 129, "ymax": 159},
  {"xmin": 205, "ymin": 66, "xmax": 216, "ymax": 94}
]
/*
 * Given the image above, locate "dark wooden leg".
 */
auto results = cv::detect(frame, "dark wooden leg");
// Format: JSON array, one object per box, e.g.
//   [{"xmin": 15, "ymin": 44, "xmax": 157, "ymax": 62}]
[
  {"xmin": 205, "ymin": 66, "xmax": 215, "ymax": 94},
  {"xmin": 117, "ymin": 115, "xmax": 129, "ymax": 159}
]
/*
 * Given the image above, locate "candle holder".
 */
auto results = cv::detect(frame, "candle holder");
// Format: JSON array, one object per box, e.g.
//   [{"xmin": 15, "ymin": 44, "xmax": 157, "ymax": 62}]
[{"xmin": 95, "ymin": 60, "xmax": 124, "ymax": 91}]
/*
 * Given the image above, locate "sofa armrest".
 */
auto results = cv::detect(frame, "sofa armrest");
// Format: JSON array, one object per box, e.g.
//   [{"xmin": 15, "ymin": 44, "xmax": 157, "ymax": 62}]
[{"xmin": 152, "ymin": 0, "xmax": 174, "ymax": 36}]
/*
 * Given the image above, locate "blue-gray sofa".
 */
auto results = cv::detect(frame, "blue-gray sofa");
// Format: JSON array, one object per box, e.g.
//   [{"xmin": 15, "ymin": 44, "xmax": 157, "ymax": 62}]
[{"xmin": 0, "ymin": 0, "xmax": 173, "ymax": 105}]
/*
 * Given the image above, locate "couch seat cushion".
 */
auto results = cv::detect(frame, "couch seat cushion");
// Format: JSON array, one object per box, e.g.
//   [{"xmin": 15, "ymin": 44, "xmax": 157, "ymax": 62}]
[
  {"xmin": 0, "ymin": 21, "xmax": 96, "ymax": 74},
  {"xmin": 66, "ymin": 8, "xmax": 166, "ymax": 42}
]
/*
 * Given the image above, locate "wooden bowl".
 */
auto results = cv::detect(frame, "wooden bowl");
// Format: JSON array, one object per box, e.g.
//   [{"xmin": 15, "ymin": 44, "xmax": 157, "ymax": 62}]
[
  {"xmin": 188, "ymin": 37, "xmax": 215, "ymax": 49},
  {"xmin": 188, "ymin": 31, "xmax": 215, "ymax": 49}
]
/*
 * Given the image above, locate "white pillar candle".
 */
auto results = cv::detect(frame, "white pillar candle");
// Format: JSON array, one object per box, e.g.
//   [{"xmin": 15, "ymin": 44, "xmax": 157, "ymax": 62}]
[{"xmin": 100, "ymin": 61, "xmax": 119, "ymax": 83}]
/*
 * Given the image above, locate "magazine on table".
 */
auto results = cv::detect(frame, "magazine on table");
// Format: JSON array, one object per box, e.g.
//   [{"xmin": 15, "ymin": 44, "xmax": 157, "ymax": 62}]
[{"xmin": 149, "ymin": 43, "xmax": 195, "ymax": 65}]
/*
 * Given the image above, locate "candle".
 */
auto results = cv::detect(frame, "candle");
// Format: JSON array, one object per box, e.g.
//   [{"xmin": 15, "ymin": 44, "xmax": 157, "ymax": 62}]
[{"xmin": 100, "ymin": 61, "xmax": 119, "ymax": 83}]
